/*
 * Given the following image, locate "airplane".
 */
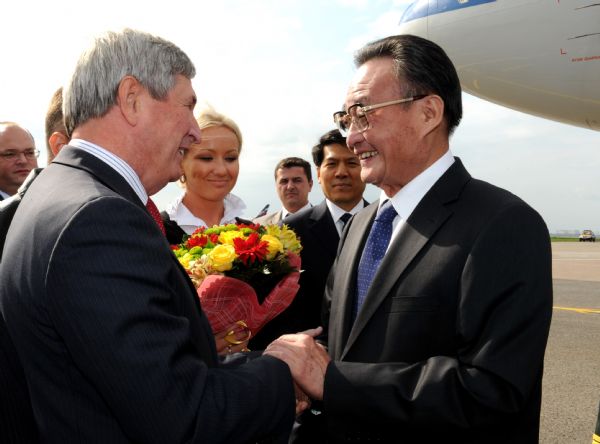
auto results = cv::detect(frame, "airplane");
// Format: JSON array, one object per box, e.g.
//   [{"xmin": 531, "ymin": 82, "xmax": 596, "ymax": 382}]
[{"xmin": 397, "ymin": 0, "xmax": 600, "ymax": 131}]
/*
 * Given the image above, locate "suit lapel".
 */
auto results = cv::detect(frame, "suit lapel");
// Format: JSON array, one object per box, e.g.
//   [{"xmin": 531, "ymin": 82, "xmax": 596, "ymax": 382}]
[
  {"xmin": 307, "ymin": 201, "xmax": 339, "ymax": 255},
  {"xmin": 340, "ymin": 159, "xmax": 471, "ymax": 358},
  {"xmin": 55, "ymin": 146, "xmax": 216, "ymax": 340},
  {"xmin": 328, "ymin": 202, "xmax": 377, "ymax": 358},
  {"xmin": 52, "ymin": 145, "xmax": 145, "ymax": 209}
]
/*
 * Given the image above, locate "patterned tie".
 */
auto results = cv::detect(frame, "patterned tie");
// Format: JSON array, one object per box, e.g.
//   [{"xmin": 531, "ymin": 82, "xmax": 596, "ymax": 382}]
[
  {"xmin": 354, "ymin": 200, "xmax": 397, "ymax": 319},
  {"xmin": 146, "ymin": 197, "xmax": 166, "ymax": 235}
]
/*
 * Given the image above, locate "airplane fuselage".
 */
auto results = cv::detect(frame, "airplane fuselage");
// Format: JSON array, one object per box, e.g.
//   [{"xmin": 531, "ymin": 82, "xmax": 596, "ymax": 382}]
[{"xmin": 398, "ymin": 0, "xmax": 600, "ymax": 131}]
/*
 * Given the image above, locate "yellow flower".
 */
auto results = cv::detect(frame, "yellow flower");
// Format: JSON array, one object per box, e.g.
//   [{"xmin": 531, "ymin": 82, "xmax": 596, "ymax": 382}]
[
  {"xmin": 264, "ymin": 224, "xmax": 282, "ymax": 237},
  {"xmin": 218, "ymin": 230, "xmax": 246, "ymax": 246},
  {"xmin": 261, "ymin": 234, "xmax": 284, "ymax": 260},
  {"xmin": 278, "ymin": 224, "xmax": 302, "ymax": 254},
  {"xmin": 178, "ymin": 252, "xmax": 193, "ymax": 269},
  {"xmin": 208, "ymin": 244, "xmax": 237, "ymax": 271}
]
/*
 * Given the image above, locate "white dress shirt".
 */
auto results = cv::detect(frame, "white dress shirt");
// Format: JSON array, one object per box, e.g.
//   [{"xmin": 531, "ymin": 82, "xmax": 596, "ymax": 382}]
[
  {"xmin": 380, "ymin": 150, "xmax": 455, "ymax": 249},
  {"xmin": 281, "ymin": 202, "xmax": 312, "ymax": 220},
  {"xmin": 165, "ymin": 192, "xmax": 247, "ymax": 234},
  {"xmin": 326, "ymin": 199, "xmax": 367, "ymax": 237},
  {"xmin": 69, "ymin": 139, "xmax": 148, "ymax": 204}
]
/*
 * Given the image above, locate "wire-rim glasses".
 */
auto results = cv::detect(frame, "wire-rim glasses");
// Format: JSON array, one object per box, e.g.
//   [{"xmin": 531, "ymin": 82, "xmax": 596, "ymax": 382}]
[
  {"xmin": 0, "ymin": 149, "xmax": 40, "ymax": 161},
  {"xmin": 333, "ymin": 95, "xmax": 427, "ymax": 136}
]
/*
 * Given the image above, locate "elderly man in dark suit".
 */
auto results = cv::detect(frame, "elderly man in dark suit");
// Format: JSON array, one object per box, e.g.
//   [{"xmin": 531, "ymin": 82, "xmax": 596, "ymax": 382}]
[
  {"xmin": 265, "ymin": 34, "xmax": 553, "ymax": 443},
  {"xmin": 251, "ymin": 129, "xmax": 366, "ymax": 351},
  {"xmin": 0, "ymin": 29, "xmax": 308, "ymax": 443}
]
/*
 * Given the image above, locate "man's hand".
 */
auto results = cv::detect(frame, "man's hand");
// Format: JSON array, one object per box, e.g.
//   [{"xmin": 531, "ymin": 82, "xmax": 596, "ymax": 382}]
[
  {"xmin": 264, "ymin": 327, "xmax": 330, "ymax": 401},
  {"xmin": 294, "ymin": 383, "xmax": 311, "ymax": 415}
]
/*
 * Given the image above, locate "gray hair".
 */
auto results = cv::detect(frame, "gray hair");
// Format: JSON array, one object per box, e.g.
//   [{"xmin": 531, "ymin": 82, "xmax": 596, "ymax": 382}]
[{"xmin": 63, "ymin": 28, "xmax": 196, "ymax": 136}]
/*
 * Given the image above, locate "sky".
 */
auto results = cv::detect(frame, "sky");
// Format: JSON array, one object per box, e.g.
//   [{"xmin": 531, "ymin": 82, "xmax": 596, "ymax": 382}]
[{"xmin": 1, "ymin": 0, "xmax": 598, "ymax": 234}]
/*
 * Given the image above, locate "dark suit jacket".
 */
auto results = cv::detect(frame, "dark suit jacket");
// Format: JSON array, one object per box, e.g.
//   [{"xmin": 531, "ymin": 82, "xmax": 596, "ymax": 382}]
[
  {"xmin": 316, "ymin": 158, "xmax": 552, "ymax": 443},
  {"xmin": 0, "ymin": 311, "xmax": 38, "ymax": 443},
  {"xmin": 250, "ymin": 200, "xmax": 344, "ymax": 349},
  {"xmin": 0, "ymin": 168, "xmax": 43, "ymax": 260},
  {"xmin": 0, "ymin": 146, "xmax": 294, "ymax": 443},
  {"xmin": 0, "ymin": 169, "xmax": 42, "ymax": 443}
]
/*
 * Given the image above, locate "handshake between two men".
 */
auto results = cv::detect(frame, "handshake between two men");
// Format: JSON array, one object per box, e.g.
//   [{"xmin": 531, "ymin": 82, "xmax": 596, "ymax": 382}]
[{"xmin": 264, "ymin": 326, "xmax": 330, "ymax": 414}]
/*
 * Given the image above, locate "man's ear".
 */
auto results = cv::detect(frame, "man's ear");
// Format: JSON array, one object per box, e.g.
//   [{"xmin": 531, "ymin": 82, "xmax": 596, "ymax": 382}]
[
  {"xmin": 116, "ymin": 75, "xmax": 143, "ymax": 126},
  {"xmin": 49, "ymin": 132, "xmax": 70, "ymax": 156},
  {"xmin": 418, "ymin": 94, "xmax": 445, "ymax": 136}
]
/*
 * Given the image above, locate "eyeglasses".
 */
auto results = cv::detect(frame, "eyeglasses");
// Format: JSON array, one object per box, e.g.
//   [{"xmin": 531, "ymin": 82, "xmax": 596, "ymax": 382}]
[
  {"xmin": 333, "ymin": 95, "xmax": 427, "ymax": 136},
  {"xmin": 0, "ymin": 149, "xmax": 40, "ymax": 161}
]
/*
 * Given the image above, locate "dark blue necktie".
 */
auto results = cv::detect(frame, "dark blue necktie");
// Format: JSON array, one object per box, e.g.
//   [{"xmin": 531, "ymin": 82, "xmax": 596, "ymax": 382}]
[{"xmin": 354, "ymin": 200, "xmax": 397, "ymax": 319}]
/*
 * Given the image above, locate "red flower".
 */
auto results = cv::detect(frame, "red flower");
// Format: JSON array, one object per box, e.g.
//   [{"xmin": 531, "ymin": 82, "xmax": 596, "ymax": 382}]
[
  {"xmin": 237, "ymin": 223, "xmax": 262, "ymax": 231},
  {"xmin": 186, "ymin": 235, "xmax": 208, "ymax": 249},
  {"xmin": 233, "ymin": 232, "xmax": 269, "ymax": 265},
  {"xmin": 191, "ymin": 227, "xmax": 206, "ymax": 236}
]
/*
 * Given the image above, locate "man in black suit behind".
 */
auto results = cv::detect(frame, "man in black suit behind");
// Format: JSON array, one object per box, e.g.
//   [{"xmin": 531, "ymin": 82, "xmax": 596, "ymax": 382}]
[
  {"xmin": 0, "ymin": 28, "xmax": 312, "ymax": 443},
  {"xmin": 265, "ymin": 35, "xmax": 553, "ymax": 443},
  {"xmin": 251, "ymin": 129, "xmax": 366, "ymax": 350}
]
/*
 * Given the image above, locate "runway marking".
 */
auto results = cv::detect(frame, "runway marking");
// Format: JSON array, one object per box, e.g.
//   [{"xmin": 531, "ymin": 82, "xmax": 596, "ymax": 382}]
[{"xmin": 553, "ymin": 306, "xmax": 600, "ymax": 314}]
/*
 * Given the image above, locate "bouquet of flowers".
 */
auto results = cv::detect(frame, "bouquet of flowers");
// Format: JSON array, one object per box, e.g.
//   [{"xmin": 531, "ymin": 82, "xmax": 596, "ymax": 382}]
[{"xmin": 172, "ymin": 223, "xmax": 302, "ymax": 337}]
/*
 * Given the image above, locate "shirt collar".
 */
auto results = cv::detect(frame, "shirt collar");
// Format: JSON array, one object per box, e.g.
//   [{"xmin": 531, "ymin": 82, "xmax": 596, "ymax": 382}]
[
  {"xmin": 326, "ymin": 198, "xmax": 366, "ymax": 223},
  {"xmin": 282, "ymin": 201, "xmax": 312, "ymax": 219},
  {"xmin": 381, "ymin": 150, "xmax": 455, "ymax": 220},
  {"xmin": 165, "ymin": 192, "xmax": 247, "ymax": 234},
  {"xmin": 69, "ymin": 139, "xmax": 148, "ymax": 204}
]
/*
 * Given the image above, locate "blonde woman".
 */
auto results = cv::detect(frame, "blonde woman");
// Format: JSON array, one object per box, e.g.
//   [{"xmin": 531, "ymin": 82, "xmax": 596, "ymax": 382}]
[
  {"xmin": 163, "ymin": 105, "xmax": 246, "ymax": 245},
  {"xmin": 163, "ymin": 106, "xmax": 250, "ymax": 354}
]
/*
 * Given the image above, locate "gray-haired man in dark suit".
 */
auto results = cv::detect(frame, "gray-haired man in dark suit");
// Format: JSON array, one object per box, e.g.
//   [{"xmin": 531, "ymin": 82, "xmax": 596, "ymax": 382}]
[{"xmin": 0, "ymin": 29, "xmax": 310, "ymax": 443}]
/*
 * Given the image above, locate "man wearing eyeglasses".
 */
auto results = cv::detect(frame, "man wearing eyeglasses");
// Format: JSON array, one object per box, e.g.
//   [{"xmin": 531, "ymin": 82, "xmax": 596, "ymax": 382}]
[
  {"xmin": 0, "ymin": 122, "xmax": 38, "ymax": 200},
  {"xmin": 266, "ymin": 34, "xmax": 552, "ymax": 443}
]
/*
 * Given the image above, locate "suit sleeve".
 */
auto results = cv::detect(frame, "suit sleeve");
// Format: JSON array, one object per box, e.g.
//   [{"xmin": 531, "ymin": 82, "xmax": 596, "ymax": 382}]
[
  {"xmin": 323, "ymin": 202, "xmax": 553, "ymax": 428},
  {"xmin": 46, "ymin": 197, "xmax": 294, "ymax": 444}
]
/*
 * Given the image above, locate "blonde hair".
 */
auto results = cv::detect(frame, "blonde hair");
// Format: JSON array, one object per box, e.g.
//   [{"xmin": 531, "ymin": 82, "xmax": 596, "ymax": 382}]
[
  {"xmin": 196, "ymin": 105, "xmax": 243, "ymax": 152},
  {"xmin": 179, "ymin": 106, "xmax": 243, "ymax": 187}
]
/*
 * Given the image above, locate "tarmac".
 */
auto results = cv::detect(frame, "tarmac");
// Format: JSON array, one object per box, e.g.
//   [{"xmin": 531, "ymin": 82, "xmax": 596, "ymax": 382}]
[{"xmin": 540, "ymin": 242, "xmax": 600, "ymax": 443}]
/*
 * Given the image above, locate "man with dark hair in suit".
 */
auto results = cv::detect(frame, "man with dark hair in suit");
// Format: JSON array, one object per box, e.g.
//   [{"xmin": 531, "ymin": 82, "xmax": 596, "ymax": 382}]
[
  {"xmin": 0, "ymin": 28, "xmax": 312, "ymax": 443},
  {"xmin": 254, "ymin": 156, "xmax": 313, "ymax": 225},
  {"xmin": 251, "ymin": 129, "xmax": 366, "ymax": 351},
  {"xmin": 266, "ymin": 34, "xmax": 552, "ymax": 443}
]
